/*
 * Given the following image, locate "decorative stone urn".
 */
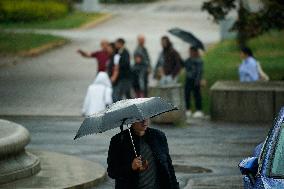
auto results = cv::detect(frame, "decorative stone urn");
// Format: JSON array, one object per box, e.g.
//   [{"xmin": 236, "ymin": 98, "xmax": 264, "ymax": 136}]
[{"xmin": 0, "ymin": 119, "xmax": 40, "ymax": 184}]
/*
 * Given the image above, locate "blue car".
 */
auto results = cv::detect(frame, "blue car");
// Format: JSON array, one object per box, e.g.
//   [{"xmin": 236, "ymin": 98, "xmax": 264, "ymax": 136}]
[{"xmin": 239, "ymin": 107, "xmax": 284, "ymax": 189}]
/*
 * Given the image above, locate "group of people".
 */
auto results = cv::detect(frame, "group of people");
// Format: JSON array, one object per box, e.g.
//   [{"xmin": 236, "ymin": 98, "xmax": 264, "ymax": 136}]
[
  {"xmin": 79, "ymin": 32, "xmax": 269, "ymax": 119},
  {"xmin": 80, "ymin": 35, "xmax": 207, "ymax": 118},
  {"xmin": 80, "ymin": 35, "xmax": 151, "ymax": 116}
]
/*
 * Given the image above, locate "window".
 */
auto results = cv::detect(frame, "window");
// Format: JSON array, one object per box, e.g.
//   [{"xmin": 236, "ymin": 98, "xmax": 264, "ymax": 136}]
[{"xmin": 271, "ymin": 125, "xmax": 284, "ymax": 177}]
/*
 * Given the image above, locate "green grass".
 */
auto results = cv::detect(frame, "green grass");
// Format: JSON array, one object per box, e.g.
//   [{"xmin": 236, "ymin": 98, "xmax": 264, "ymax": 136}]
[
  {"xmin": 180, "ymin": 30, "xmax": 284, "ymax": 114},
  {"xmin": 0, "ymin": 12, "xmax": 105, "ymax": 29},
  {"xmin": 0, "ymin": 32, "xmax": 67, "ymax": 55}
]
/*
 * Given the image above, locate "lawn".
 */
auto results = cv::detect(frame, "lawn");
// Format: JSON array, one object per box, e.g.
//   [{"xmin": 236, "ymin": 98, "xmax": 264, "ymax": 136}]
[
  {"xmin": 0, "ymin": 32, "xmax": 67, "ymax": 55},
  {"xmin": 180, "ymin": 30, "xmax": 284, "ymax": 114},
  {"xmin": 0, "ymin": 12, "xmax": 106, "ymax": 30}
]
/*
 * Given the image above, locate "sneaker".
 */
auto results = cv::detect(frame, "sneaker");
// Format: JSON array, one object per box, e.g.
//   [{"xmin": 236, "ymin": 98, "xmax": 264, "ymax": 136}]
[
  {"xmin": 192, "ymin": 111, "xmax": 204, "ymax": 118},
  {"xmin": 186, "ymin": 110, "xmax": 192, "ymax": 117}
]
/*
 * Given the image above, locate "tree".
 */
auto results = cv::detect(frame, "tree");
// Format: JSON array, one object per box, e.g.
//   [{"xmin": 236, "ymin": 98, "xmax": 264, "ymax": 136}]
[{"xmin": 202, "ymin": 0, "xmax": 284, "ymax": 47}]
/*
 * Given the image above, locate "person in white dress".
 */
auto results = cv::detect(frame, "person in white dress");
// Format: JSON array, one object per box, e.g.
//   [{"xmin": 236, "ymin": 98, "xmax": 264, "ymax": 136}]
[{"xmin": 82, "ymin": 72, "xmax": 113, "ymax": 116}]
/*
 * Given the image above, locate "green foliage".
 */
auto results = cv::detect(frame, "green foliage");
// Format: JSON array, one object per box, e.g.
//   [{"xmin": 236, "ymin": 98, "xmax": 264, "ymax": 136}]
[
  {"xmin": 202, "ymin": 0, "xmax": 236, "ymax": 22},
  {"xmin": 0, "ymin": 0, "xmax": 69, "ymax": 22},
  {"xmin": 179, "ymin": 30, "xmax": 284, "ymax": 113},
  {"xmin": 0, "ymin": 32, "xmax": 67, "ymax": 55},
  {"xmin": 202, "ymin": 0, "xmax": 284, "ymax": 46},
  {"xmin": 99, "ymin": 0, "xmax": 156, "ymax": 3},
  {"xmin": 0, "ymin": 12, "xmax": 104, "ymax": 29}
]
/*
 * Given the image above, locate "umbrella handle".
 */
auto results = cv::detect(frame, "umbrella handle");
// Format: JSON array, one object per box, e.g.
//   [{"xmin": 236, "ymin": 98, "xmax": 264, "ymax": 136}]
[{"xmin": 127, "ymin": 125, "xmax": 138, "ymax": 158}]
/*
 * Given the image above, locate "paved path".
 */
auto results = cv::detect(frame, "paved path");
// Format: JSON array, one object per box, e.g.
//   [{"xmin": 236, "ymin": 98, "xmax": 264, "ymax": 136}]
[
  {"xmin": 3, "ymin": 117, "xmax": 270, "ymax": 189},
  {"xmin": 0, "ymin": 0, "xmax": 219, "ymax": 116}
]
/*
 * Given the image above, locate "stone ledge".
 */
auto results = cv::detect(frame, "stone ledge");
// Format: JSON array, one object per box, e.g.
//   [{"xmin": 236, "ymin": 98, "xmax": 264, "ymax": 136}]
[
  {"xmin": 0, "ymin": 151, "xmax": 41, "ymax": 184},
  {"xmin": 0, "ymin": 150, "xmax": 106, "ymax": 189},
  {"xmin": 210, "ymin": 81, "xmax": 284, "ymax": 122}
]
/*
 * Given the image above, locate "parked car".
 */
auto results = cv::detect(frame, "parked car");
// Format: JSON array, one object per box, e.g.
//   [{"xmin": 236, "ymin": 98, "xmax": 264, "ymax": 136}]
[{"xmin": 239, "ymin": 107, "xmax": 284, "ymax": 189}]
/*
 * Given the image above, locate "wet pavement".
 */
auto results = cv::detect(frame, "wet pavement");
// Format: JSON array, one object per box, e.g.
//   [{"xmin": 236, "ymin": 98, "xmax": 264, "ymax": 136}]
[{"xmin": 2, "ymin": 116, "xmax": 270, "ymax": 189}]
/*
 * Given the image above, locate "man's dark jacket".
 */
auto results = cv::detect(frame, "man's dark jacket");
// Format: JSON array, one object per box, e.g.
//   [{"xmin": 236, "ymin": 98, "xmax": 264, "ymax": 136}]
[
  {"xmin": 118, "ymin": 48, "xmax": 131, "ymax": 80},
  {"xmin": 107, "ymin": 128, "xmax": 179, "ymax": 189}
]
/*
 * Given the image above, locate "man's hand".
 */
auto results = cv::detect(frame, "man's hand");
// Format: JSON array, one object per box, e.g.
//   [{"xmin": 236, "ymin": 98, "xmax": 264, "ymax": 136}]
[
  {"xmin": 132, "ymin": 156, "xmax": 142, "ymax": 171},
  {"xmin": 77, "ymin": 49, "xmax": 89, "ymax": 57}
]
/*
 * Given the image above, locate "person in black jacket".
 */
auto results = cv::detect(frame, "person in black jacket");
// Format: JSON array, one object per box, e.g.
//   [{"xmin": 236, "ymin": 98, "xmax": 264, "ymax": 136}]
[
  {"xmin": 107, "ymin": 119, "xmax": 179, "ymax": 189},
  {"xmin": 112, "ymin": 38, "xmax": 132, "ymax": 102}
]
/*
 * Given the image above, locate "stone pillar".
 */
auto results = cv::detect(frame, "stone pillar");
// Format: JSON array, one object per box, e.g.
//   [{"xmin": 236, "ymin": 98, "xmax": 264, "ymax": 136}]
[
  {"xmin": 0, "ymin": 119, "xmax": 40, "ymax": 184},
  {"xmin": 149, "ymin": 84, "xmax": 186, "ymax": 125}
]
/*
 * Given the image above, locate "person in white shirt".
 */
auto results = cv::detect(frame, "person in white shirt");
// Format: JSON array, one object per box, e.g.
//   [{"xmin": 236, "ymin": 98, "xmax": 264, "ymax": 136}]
[{"xmin": 82, "ymin": 72, "xmax": 113, "ymax": 116}]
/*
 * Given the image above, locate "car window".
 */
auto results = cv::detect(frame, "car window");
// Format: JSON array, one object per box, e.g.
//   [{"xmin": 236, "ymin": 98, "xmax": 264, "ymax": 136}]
[{"xmin": 271, "ymin": 125, "xmax": 284, "ymax": 177}]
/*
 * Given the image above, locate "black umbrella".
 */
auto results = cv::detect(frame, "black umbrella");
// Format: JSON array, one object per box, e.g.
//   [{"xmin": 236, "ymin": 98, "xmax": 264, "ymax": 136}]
[
  {"xmin": 169, "ymin": 27, "xmax": 205, "ymax": 50},
  {"xmin": 74, "ymin": 97, "xmax": 178, "ymax": 156}
]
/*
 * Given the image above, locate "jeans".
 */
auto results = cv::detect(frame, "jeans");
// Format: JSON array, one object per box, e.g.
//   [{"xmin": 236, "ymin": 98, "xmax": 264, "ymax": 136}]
[{"xmin": 184, "ymin": 78, "xmax": 202, "ymax": 111}]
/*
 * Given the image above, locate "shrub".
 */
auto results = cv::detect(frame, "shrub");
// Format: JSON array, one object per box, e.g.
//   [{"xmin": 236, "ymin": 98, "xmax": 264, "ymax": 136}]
[{"xmin": 0, "ymin": 0, "xmax": 69, "ymax": 22}]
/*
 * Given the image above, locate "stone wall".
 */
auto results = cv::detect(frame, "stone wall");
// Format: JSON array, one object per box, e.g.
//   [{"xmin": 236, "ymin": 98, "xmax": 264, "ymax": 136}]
[
  {"xmin": 210, "ymin": 81, "xmax": 284, "ymax": 123},
  {"xmin": 149, "ymin": 84, "xmax": 186, "ymax": 124}
]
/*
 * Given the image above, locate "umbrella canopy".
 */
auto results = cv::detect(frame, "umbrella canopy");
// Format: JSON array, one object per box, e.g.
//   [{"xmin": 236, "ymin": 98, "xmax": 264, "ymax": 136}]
[
  {"xmin": 74, "ymin": 97, "xmax": 178, "ymax": 140},
  {"xmin": 168, "ymin": 27, "xmax": 205, "ymax": 50}
]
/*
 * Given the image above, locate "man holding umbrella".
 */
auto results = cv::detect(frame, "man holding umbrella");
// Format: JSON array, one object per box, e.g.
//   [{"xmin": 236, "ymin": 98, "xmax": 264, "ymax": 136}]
[
  {"xmin": 74, "ymin": 97, "xmax": 180, "ymax": 189},
  {"xmin": 107, "ymin": 119, "xmax": 179, "ymax": 189},
  {"xmin": 168, "ymin": 28, "xmax": 206, "ymax": 118}
]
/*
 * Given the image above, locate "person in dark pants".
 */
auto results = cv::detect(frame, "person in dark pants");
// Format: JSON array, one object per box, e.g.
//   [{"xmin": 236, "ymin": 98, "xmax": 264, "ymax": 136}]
[
  {"xmin": 111, "ymin": 38, "xmax": 132, "ymax": 102},
  {"xmin": 107, "ymin": 119, "xmax": 179, "ymax": 189},
  {"xmin": 183, "ymin": 46, "xmax": 204, "ymax": 118}
]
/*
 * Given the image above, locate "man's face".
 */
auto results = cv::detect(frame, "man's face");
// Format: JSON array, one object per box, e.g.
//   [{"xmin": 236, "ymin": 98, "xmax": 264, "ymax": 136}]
[
  {"xmin": 101, "ymin": 40, "xmax": 109, "ymax": 51},
  {"xmin": 115, "ymin": 42, "xmax": 122, "ymax": 49},
  {"xmin": 135, "ymin": 56, "xmax": 142, "ymax": 64},
  {"xmin": 138, "ymin": 36, "xmax": 145, "ymax": 46},
  {"xmin": 161, "ymin": 38, "xmax": 167, "ymax": 48},
  {"xmin": 132, "ymin": 119, "xmax": 149, "ymax": 132},
  {"xmin": 106, "ymin": 45, "xmax": 114, "ymax": 55},
  {"xmin": 240, "ymin": 51, "xmax": 247, "ymax": 59}
]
